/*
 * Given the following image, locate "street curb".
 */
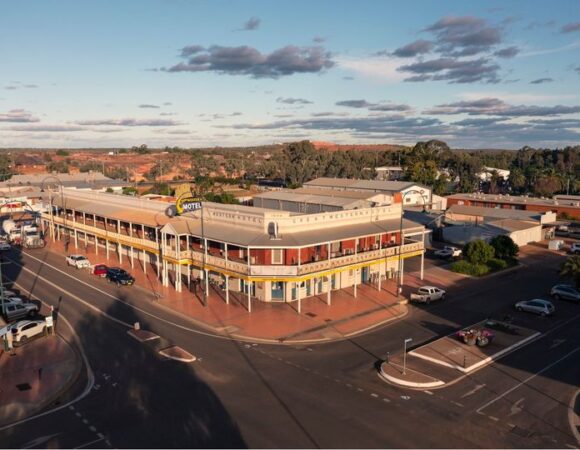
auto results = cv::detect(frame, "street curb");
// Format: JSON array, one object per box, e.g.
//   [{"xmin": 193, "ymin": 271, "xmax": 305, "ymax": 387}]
[
  {"xmin": 569, "ymin": 388, "xmax": 580, "ymax": 446},
  {"xmin": 378, "ymin": 365, "xmax": 445, "ymax": 389},
  {"xmin": 409, "ymin": 331, "xmax": 541, "ymax": 373}
]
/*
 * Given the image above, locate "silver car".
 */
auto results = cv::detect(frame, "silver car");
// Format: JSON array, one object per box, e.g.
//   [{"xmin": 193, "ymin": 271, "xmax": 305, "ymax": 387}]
[
  {"xmin": 2, "ymin": 302, "xmax": 39, "ymax": 322},
  {"xmin": 550, "ymin": 284, "xmax": 580, "ymax": 303},
  {"xmin": 515, "ymin": 299, "xmax": 555, "ymax": 317}
]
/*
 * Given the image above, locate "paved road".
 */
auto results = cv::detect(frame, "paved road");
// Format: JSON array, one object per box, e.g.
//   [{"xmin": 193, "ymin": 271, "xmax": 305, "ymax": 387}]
[{"xmin": 0, "ymin": 244, "xmax": 578, "ymax": 448}]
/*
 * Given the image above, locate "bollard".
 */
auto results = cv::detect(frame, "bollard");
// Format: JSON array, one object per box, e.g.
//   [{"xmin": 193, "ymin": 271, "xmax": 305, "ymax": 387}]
[
  {"xmin": 463, "ymin": 355, "xmax": 467, "ymax": 368},
  {"xmin": 134, "ymin": 322, "xmax": 140, "ymax": 331}
]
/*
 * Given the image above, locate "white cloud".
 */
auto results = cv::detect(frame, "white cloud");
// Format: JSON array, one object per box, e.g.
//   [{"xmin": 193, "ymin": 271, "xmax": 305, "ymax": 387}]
[
  {"xmin": 456, "ymin": 91, "xmax": 578, "ymax": 104},
  {"xmin": 335, "ymin": 55, "xmax": 407, "ymax": 83}
]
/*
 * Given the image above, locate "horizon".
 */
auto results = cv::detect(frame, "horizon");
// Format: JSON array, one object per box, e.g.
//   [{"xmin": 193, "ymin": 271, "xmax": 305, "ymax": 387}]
[{"xmin": 1, "ymin": 0, "xmax": 580, "ymax": 149}]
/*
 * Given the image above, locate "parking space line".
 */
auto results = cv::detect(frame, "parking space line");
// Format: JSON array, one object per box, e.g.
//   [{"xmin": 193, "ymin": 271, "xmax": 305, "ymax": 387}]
[
  {"xmin": 75, "ymin": 437, "xmax": 104, "ymax": 449},
  {"xmin": 476, "ymin": 346, "xmax": 580, "ymax": 414}
]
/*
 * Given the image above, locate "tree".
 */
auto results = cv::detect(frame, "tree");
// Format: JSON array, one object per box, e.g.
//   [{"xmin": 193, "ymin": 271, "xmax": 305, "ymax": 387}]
[
  {"xmin": 105, "ymin": 187, "xmax": 114, "ymax": 193},
  {"xmin": 464, "ymin": 240, "xmax": 495, "ymax": 265},
  {"xmin": 561, "ymin": 256, "xmax": 580, "ymax": 287},
  {"xmin": 56, "ymin": 149, "xmax": 69, "ymax": 156},
  {"xmin": 489, "ymin": 235, "xmax": 519, "ymax": 260},
  {"xmin": 122, "ymin": 186, "xmax": 137, "ymax": 196},
  {"xmin": 508, "ymin": 168, "xmax": 526, "ymax": 192},
  {"xmin": 0, "ymin": 154, "xmax": 12, "ymax": 181}
]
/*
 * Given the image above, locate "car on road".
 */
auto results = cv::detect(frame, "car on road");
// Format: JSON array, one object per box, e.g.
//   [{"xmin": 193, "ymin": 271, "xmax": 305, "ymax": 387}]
[
  {"xmin": 2, "ymin": 302, "xmax": 39, "ymax": 321},
  {"xmin": 106, "ymin": 267, "xmax": 135, "ymax": 286},
  {"xmin": 1, "ymin": 296, "xmax": 25, "ymax": 305},
  {"xmin": 66, "ymin": 254, "xmax": 91, "ymax": 269},
  {"xmin": 410, "ymin": 286, "xmax": 446, "ymax": 304},
  {"xmin": 550, "ymin": 284, "xmax": 580, "ymax": 303},
  {"xmin": 10, "ymin": 319, "xmax": 46, "ymax": 345},
  {"xmin": 570, "ymin": 243, "xmax": 580, "ymax": 254},
  {"xmin": 93, "ymin": 264, "xmax": 108, "ymax": 277},
  {"xmin": 0, "ymin": 242, "xmax": 11, "ymax": 251},
  {"xmin": 514, "ymin": 299, "xmax": 555, "ymax": 317},
  {"xmin": 433, "ymin": 246, "xmax": 462, "ymax": 259}
]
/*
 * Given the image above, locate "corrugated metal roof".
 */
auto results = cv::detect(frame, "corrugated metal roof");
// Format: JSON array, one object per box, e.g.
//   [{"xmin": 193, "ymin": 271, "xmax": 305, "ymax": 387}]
[
  {"xmin": 304, "ymin": 177, "xmax": 420, "ymax": 192},
  {"xmin": 447, "ymin": 204, "xmax": 544, "ymax": 221},
  {"xmin": 163, "ymin": 216, "xmax": 424, "ymax": 248}
]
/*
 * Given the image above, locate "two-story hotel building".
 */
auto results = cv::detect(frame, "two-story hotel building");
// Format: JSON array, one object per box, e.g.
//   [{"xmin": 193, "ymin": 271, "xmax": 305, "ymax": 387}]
[{"xmin": 41, "ymin": 188, "xmax": 426, "ymax": 312}]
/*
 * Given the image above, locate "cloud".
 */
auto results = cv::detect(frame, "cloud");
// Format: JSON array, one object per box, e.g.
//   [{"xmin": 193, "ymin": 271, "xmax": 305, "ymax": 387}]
[
  {"xmin": 163, "ymin": 44, "xmax": 334, "ymax": 78},
  {"xmin": 530, "ymin": 77, "xmax": 554, "ymax": 84},
  {"xmin": 576, "ymin": 67, "xmax": 580, "ymax": 74},
  {"xmin": 392, "ymin": 39, "xmax": 434, "ymax": 57},
  {"xmin": 494, "ymin": 46, "xmax": 519, "ymax": 58},
  {"xmin": 0, "ymin": 109, "xmax": 40, "ymax": 123},
  {"xmin": 525, "ymin": 20, "xmax": 555, "ymax": 30},
  {"xmin": 163, "ymin": 102, "xmax": 172, "ymax": 106},
  {"xmin": 4, "ymin": 83, "xmax": 38, "ymax": 90},
  {"xmin": 139, "ymin": 104, "xmax": 160, "ymax": 108},
  {"xmin": 6, "ymin": 125, "xmax": 86, "ymax": 132},
  {"xmin": 561, "ymin": 22, "xmax": 580, "ymax": 33},
  {"xmin": 313, "ymin": 36, "xmax": 325, "ymax": 43},
  {"xmin": 342, "ymin": 76, "xmax": 354, "ymax": 80},
  {"xmin": 310, "ymin": 112, "xmax": 350, "ymax": 117},
  {"xmin": 424, "ymin": 97, "xmax": 580, "ymax": 116},
  {"xmin": 159, "ymin": 112, "xmax": 177, "ymax": 116},
  {"xmin": 398, "ymin": 57, "xmax": 500, "ymax": 83},
  {"xmin": 276, "ymin": 97, "xmax": 313, "ymax": 105},
  {"xmin": 241, "ymin": 17, "xmax": 260, "ymax": 31},
  {"xmin": 369, "ymin": 103, "xmax": 413, "ymax": 112},
  {"xmin": 425, "ymin": 16, "xmax": 502, "ymax": 57},
  {"xmin": 75, "ymin": 118, "xmax": 182, "ymax": 126},
  {"xmin": 335, "ymin": 99, "xmax": 373, "ymax": 108}
]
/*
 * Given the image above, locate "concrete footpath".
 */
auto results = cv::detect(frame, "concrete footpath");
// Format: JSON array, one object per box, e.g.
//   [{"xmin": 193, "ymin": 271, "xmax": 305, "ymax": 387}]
[{"xmin": 0, "ymin": 333, "xmax": 81, "ymax": 426}]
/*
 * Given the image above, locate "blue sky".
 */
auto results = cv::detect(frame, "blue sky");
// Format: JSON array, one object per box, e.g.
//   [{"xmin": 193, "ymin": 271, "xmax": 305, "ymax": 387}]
[{"xmin": 1, "ymin": 0, "xmax": 579, "ymax": 149}]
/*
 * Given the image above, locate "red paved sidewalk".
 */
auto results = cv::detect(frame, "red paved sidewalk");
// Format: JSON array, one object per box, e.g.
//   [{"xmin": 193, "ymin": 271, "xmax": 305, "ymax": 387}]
[
  {"xmin": 42, "ymin": 237, "xmax": 414, "ymax": 343},
  {"xmin": 0, "ymin": 334, "xmax": 80, "ymax": 426}
]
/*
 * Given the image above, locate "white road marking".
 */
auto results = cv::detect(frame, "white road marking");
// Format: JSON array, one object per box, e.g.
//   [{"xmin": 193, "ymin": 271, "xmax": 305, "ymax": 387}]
[
  {"xmin": 383, "ymin": 398, "xmax": 391, "ymax": 403},
  {"xmin": 424, "ymin": 390, "xmax": 434, "ymax": 395},
  {"xmin": 550, "ymin": 339, "xmax": 567, "ymax": 349},
  {"xmin": 14, "ymin": 252, "xmax": 234, "ymax": 340},
  {"xmin": 89, "ymin": 426, "xmax": 97, "ymax": 432},
  {"xmin": 371, "ymin": 393, "xmax": 379, "ymax": 398},
  {"xmin": 75, "ymin": 437, "xmax": 105, "ymax": 449},
  {"xmin": 461, "ymin": 384, "xmax": 486, "ymax": 399},
  {"xmin": 489, "ymin": 416, "xmax": 499, "ymax": 421},
  {"xmin": 476, "ymin": 347, "xmax": 580, "ymax": 414},
  {"xmin": 509, "ymin": 397, "xmax": 525, "ymax": 416}
]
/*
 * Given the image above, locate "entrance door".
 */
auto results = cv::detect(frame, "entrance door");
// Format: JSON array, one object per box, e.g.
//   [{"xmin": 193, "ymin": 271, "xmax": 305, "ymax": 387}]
[{"xmin": 362, "ymin": 266, "xmax": 369, "ymax": 283}]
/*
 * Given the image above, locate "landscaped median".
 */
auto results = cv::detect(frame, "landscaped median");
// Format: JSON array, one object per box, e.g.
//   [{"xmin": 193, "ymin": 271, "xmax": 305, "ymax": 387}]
[{"xmin": 379, "ymin": 320, "xmax": 541, "ymax": 389}]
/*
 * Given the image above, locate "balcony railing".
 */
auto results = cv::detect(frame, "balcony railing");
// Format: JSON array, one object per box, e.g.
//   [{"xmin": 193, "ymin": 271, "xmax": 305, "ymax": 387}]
[{"xmin": 43, "ymin": 214, "xmax": 159, "ymax": 252}]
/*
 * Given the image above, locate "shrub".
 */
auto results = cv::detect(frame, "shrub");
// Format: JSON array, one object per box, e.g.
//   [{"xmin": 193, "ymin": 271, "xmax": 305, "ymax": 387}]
[
  {"xmin": 490, "ymin": 235, "xmax": 519, "ymax": 260},
  {"xmin": 464, "ymin": 239, "xmax": 495, "ymax": 265},
  {"xmin": 451, "ymin": 260, "xmax": 491, "ymax": 276},
  {"xmin": 487, "ymin": 258, "xmax": 508, "ymax": 271}
]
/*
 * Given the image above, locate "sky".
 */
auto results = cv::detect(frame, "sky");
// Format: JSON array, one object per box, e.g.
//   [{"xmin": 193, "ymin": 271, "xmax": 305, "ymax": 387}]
[{"xmin": 1, "ymin": 0, "xmax": 579, "ymax": 149}]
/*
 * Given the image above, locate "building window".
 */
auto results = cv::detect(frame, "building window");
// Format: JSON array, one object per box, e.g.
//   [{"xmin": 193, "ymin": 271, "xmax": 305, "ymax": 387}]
[{"xmin": 271, "ymin": 249, "xmax": 283, "ymax": 265}]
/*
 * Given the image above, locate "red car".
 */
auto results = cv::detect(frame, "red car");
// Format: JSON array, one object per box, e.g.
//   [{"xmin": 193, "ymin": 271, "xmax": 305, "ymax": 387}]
[{"xmin": 93, "ymin": 264, "xmax": 108, "ymax": 277}]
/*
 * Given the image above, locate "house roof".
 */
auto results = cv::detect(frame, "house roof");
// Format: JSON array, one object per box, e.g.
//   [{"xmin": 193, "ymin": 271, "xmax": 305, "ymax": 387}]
[
  {"xmin": 446, "ymin": 192, "xmax": 580, "ymax": 209},
  {"xmin": 304, "ymin": 177, "xmax": 422, "ymax": 193},
  {"xmin": 446, "ymin": 204, "xmax": 546, "ymax": 222}
]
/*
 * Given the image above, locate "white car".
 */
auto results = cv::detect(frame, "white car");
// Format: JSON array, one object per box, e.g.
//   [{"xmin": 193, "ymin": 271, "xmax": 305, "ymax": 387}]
[
  {"xmin": 10, "ymin": 319, "xmax": 46, "ymax": 345},
  {"xmin": 570, "ymin": 243, "xmax": 580, "ymax": 254},
  {"xmin": 410, "ymin": 286, "xmax": 446, "ymax": 303},
  {"xmin": 0, "ymin": 242, "xmax": 11, "ymax": 251},
  {"xmin": 66, "ymin": 254, "xmax": 91, "ymax": 269},
  {"xmin": 434, "ymin": 246, "xmax": 462, "ymax": 258},
  {"xmin": 515, "ymin": 299, "xmax": 555, "ymax": 317}
]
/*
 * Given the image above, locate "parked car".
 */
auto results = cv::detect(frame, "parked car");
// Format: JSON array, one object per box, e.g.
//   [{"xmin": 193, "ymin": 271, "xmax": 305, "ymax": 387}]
[
  {"xmin": 0, "ymin": 242, "xmax": 11, "ymax": 251},
  {"xmin": 434, "ymin": 246, "xmax": 462, "ymax": 258},
  {"xmin": 570, "ymin": 243, "xmax": 580, "ymax": 254},
  {"xmin": 93, "ymin": 264, "xmax": 108, "ymax": 277},
  {"xmin": 410, "ymin": 286, "xmax": 446, "ymax": 304},
  {"xmin": 106, "ymin": 268, "xmax": 135, "ymax": 286},
  {"xmin": 514, "ymin": 299, "xmax": 555, "ymax": 317},
  {"xmin": 0, "ymin": 289, "xmax": 19, "ymax": 298},
  {"xmin": 550, "ymin": 284, "xmax": 580, "ymax": 303},
  {"xmin": 2, "ymin": 302, "xmax": 39, "ymax": 321},
  {"xmin": 10, "ymin": 319, "xmax": 46, "ymax": 345},
  {"xmin": 1, "ymin": 296, "xmax": 25, "ymax": 305},
  {"xmin": 66, "ymin": 254, "xmax": 91, "ymax": 269}
]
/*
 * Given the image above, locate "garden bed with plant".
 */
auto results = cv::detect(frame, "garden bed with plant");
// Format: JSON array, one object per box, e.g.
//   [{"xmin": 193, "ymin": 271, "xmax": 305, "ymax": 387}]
[{"xmin": 450, "ymin": 236, "xmax": 519, "ymax": 277}]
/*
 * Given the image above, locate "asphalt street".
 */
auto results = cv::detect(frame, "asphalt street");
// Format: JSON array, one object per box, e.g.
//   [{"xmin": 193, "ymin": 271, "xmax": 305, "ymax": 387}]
[{"xmin": 0, "ymin": 244, "xmax": 578, "ymax": 448}]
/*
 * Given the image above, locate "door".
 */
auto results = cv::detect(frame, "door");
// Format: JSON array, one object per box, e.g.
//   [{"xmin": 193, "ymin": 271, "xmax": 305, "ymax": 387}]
[{"xmin": 362, "ymin": 266, "xmax": 369, "ymax": 283}]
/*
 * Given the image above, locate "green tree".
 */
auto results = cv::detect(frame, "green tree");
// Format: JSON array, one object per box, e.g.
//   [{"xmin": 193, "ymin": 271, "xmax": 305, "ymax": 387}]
[
  {"xmin": 489, "ymin": 235, "xmax": 519, "ymax": 260},
  {"xmin": 561, "ymin": 255, "xmax": 580, "ymax": 287},
  {"xmin": 122, "ymin": 186, "xmax": 137, "ymax": 196},
  {"xmin": 464, "ymin": 240, "xmax": 495, "ymax": 265},
  {"xmin": 56, "ymin": 149, "xmax": 69, "ymax": 156},
  {"xmin": 105, "ymin": 187, "xmax": 114, "ymax": 193},
  {"xmin": 0, "ymin": 154, "xmax": 12, "ymax": 181},
  {"xmin": 509, "ymin": 168, "xmax": 526, "ymax": 192}
]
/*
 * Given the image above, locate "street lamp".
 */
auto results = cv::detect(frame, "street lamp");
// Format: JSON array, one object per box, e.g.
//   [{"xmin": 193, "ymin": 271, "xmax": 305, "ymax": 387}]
[
  {"xmin": 396, "ymin": 189, "xmax": 427, "ymax": 297},
  {"xmin": 403, "ymin": 337, "xmax": 413, "ymax": 375}
]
